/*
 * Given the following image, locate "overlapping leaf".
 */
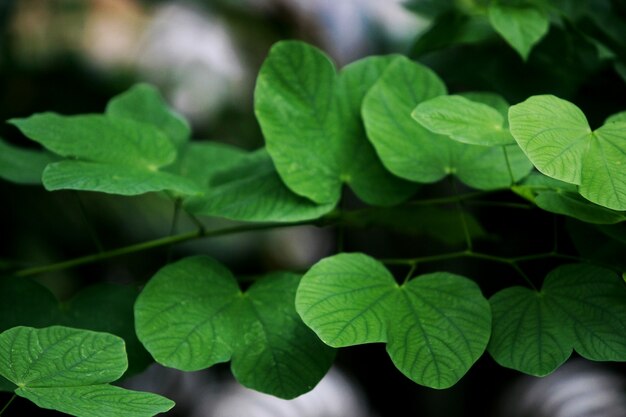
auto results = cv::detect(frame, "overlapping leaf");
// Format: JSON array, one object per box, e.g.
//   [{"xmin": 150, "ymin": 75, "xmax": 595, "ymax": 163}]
[
  {"xmin": 0, "ymin": 138, "xmax": 57, "ymax": 184},
  {"xmin": 0, "ymin": 278, "xmax": 151, "ymax": 380},
  {"xmin": 255, "ymin": 41, "xmax": 418, "ymax": 206},
  {"xmin": 134, "ymin": 256, "xmax": 335, "ymax": 399},
  {"xmin": 183, "ymin": 149, "xmax": 335, "ymax": 222},
  {"xmin": 512, "ymin": 172, "xmax": 626, "ymax": 224},
  {"xmin": 106, "ymin": 83, "xmax": 190, "ymax": 148},
  {"xmin": 295, "ymin": 253, "xmax": 491, "ymax": 389},
  {"xmin": 489, "ymin": 264, "xmax": 626, "ymax": 376},
  {"xmin": 0, "ymin": 326, "xmax": 173, "ymax": 417},
  {"xmin": 509, "ymin": 95, "xmax": 626, "ymax": 210},
  {"xmin": 9, "ymin": 88, "xmax": 202, "ymax": 196},
  {"xmin": 412, "ymin": 95, "xmax": 515, "ymax": 146},
  {"xmin": 362, "ymin": 57, "xmax": 532, "ymax": 189},
  {"xmin": 488, "ymin": 3, "xmax": 550, "ymax": 60}
]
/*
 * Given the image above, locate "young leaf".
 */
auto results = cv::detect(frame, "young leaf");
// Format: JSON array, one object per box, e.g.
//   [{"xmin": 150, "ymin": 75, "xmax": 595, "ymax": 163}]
[
  {"xmin": 489, "ymin": 264, "xmax": 626, "ymax": 376},
  {"xmin": 295, "ymin": 253, "xmax": 491, "ymax": 389},
  {"xmin": 255, "ymin": 41, "xmax": 417, "ymax": 206},
  {"xmin": 509, "ymin": 95, "xmax": 626, "ymax": 210},
  {"xmin": 183, "ymin": 149, "xmax": 335, "ymax": 222},
  {"xmin": 0, "ymin": 139, "xmax": 57, "ymax": 185},
  {"xmin": 106, "ymin": 83, "xmax": 190, "ymax": 148},
  {"xmin": 488, "ymin": 4, "xmax": 550, "ymax": 60},
  {"xmin": 412, "ymin": 95, "xmax": 515, "ymax": 146},
  {"xmin": 362, "ymin": 57, "xmax": 532, "ymax": 189},
  {"xmin": 134, "ymin": 256, "xmax": 335, "ymax": 399},
  {"xmin": 9, "ymin": 113, "xmax": 201, "ymax": 196},
  {"xmin": 0, "ymin": 326, "xmax": 174, "ymax": 417}
]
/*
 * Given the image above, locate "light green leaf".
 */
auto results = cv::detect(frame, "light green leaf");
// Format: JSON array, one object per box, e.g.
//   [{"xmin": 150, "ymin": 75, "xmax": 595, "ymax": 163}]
[
  {"xmin": 488, "ymin": 4, "xmax": 550, "ymax": 60},
  {"xmin": 184, "ymin": 149, "xmax": 335, "ymax": 222},
  {"xmin": 135, "ymin": 256, "xmax": 334, "ymax": 399},
  {"xmin": 606, "ymin": 110, "xmax": 626, "ymax": 124},
  {"xmin": 0, "ymin": 139, "xmax": 57, "ymax": 184},
  {"xmin": 255, "ymin": 41, "xmax": 417, "ymax": 205},
  {"xmin": 106, "ymin": 83, "xmax": 190, "ymax": 148},
  {"xmin": 489, "ymin": 264, "xmax": 626, "ymax": 376},
  {"xmin": 10, "ymin": 113, "xmax": 200, "ymax": 196},
  {"xmin": 296, "ymin": 253, "xmax": 491, "ymax": 389},
  {"xmin": 509, "ymin": 95, "xmax": 626, "ymax": 210},
  {"xmin": 18, "ymin": 385, "xmax": 174, "ymax": 417},
  {"xmin": 170, "ymin": 141, "xmax": 246, "ymax": 187},
  {"xmin": 412, "ymin": 95, "xmax": 514, "ymax": 145},
  {"xmin": 42, "ymin": 160, "xmax": 203, "ymax": 196},
  {"xmin": 0, "ymin": 326, "xmax": 173, "ymax": 416},
  {"xmin": 363, "ymin": 58, "xmax": 532, "ymax": 189},
  {"xmin": 458, "ymin": 92, "xmax": 510, "ymax": 119}
]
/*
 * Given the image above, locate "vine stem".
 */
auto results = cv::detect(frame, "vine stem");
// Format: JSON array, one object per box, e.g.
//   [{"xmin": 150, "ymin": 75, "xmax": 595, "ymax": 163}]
[
  {"xmin": 14, "ymin": 220, "xmax": 321, "ymax": 277},
  {"xmin": 450, "ymin": 178, "xmax": 473, "ymax": 251},
  {"xmin": 0, "ymin": 394, "xmax": 16, "ymax": 416}
]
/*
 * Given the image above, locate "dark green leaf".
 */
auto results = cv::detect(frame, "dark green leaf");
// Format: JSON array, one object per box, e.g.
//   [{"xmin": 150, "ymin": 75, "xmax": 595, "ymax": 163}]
[
  {"xmin": 488, "ymin": 4, "xmax": 550, "ymax": 60},
  {"xmin": 296, "ymin": 253, "xmax": 491, "ymax": 389},
  {"xmin": 0, "ymin": 139, "xmax": 57, "ymax": 185},
  {"xmin": 489, "ymin": 264, "xmax": 626, "ymax": 376},
  {"xmin": 135, "ymin": 256, "xmax": 334, "ymax": 399}
]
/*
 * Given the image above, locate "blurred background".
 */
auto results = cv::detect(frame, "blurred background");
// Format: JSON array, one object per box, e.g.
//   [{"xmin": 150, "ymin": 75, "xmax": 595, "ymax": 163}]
[{"xmin": 1, "ymin": 0, "xmax": 626, "ymax": 416}]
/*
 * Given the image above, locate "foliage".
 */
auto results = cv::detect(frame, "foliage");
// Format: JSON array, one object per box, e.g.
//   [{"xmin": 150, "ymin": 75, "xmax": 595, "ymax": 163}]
[{"xmin": 1, "ymin": 1, "xmax": 626, "ymax": 416}]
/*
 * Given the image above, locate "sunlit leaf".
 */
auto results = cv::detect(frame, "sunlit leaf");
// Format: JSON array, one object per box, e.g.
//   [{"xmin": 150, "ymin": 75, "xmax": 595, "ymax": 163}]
[
  {"xmin": 412, "ymin": 95, "xmax": 514, "ymax": 145},
  {"xmin": 296, "ymin": 253, "xmax": 491, "ymax": 389},
  {"xmin": 363, "ymin": 57, "xmax": 532, "ymax": 189},
  {"xmin": 509, "ymin": 95, "xmax": 626, "ymax": 210},
  {"xmin": 489, "ymin": 264, "xmax": 626, "ymax": 376},
  {"xmin": 135, "ymin": 256, "xmax": 335, "ymax": 399}
]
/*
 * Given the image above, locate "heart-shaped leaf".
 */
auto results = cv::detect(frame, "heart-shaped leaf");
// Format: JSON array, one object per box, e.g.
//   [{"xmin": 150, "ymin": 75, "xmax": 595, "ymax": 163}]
[
  {"xmin": 106, "ymin": 83, "xmax": 190, "ymax": 149},
  {"xmin": 0, "ymin": 278, "xmax": 151, "ymax": 380},
  {"xmin": 0, "ymin": 326, "xmax": 174, "ymax": 417},
  {"xmin": 362, "ymin": 57, "xmax": 532, "ymax": 189},
  {"xmin": 183, "ymin": 149, "xmax": 335, "ymax": 222},
  {"xmin": 412, "ymin": 95, "xmax": 515, "ymax": 146},
  {"xmin": 255, "ymin": 41, "xmax": 418, "ymax": 206},
  {"xmin": 488, "ymin": 4, "xmax": 550, "ymax": 60},
  {"xmin": 0, "ymin": 138, "xmax": 57, "ymax": 185},
  {"xmin": 9, "ymin": 113, "xmax": 201, "ymax": 196},
  {"xmin": 509, "ymin": 95, "xmax": 626, "ymax": 210},
  {"xmin": 295, "ymin": 253, "xmax": 491, "ymax": 389},
  {"xmin": 134, "ymin": 256, "xmax": 335, "ymax": 399},
  {"xmin": 489, "ymin": 264, "xmax": 626, "ymax": 376}
]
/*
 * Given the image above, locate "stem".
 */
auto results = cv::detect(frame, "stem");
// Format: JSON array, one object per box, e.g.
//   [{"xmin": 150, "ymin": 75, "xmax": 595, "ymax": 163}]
[
  {"xmin": 14, "ymin": 220, "xmax": 319, "ymax": 277},
  {"xmin": 502, "ymin": 146, "xmax": 515, "ymax": 186},
  {"xmin": 403, "ymin": 262, "xmax": 418, "ymax": 285},
  {"xmin": 0, "ymin": 394, "xmax": 16, "ymax": 416}
]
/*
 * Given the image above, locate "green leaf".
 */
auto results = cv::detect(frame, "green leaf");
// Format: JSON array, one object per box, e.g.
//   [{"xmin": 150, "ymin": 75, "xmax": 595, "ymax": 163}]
[
  {"xmin": 488, "ymin": 4, "xmax": 550, "ymax": 60},
  {"xmin": 362, "ymin": 57, "xmax": 532, "ymax": 190},
  {"xmin": 0, "ymin": 278, "xmax": 151, "ymax": 377},
  {"xmin": 412, "ymin": 95, "xmax": 515, "ymax": 146},
  {"xmin": 606, "ymin": 110, "xmax": 626, "ymax": 124},
  {"xmin": 296, "ymin": 253, "xmax": 491, "ymax": 389},
  {"xmin": 255, "ymin": 41, "xmax": 418, "ymax": 205},
  {"xmin": 106, "ymin": 83, "xmax": 190, "ymax": 148},
  {"xmin": 184, "ymin": 149, "xmax": 335, "ymax": 222},
  {"xmin": 489, "ymin": 264, "xmax": 626, "ymax": 376},
  {"xmin": 0, "ymin": 326, "xmax": 173, "ymax": 417},
  {"xmin": 134, "ymin": 256, "xmax": 335, "ymax": 399},
  {"xmin": 18, "ymin": 385, "xmax": 174, "ymax": 417},
  {"xmin": 169, "ymin": 141, "xmax": 246, "ymax": 187},
  {"xmin": 509, "ymin": 95, "xmax": 626, "ymax": 210},
  {"xmin": 0, "ymin": 139, "xmax": 57, "ymax": 185},
  {"xmin": 42, "ymin": 160, "xmax": 202, "ymax": 196},
  {"xmin": 10, "ymin": 113, "xmax": 200, "ymax": 196}
]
